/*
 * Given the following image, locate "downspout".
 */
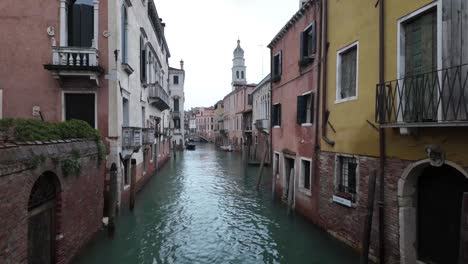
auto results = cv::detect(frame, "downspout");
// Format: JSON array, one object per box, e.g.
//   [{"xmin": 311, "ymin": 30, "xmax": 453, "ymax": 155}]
[
  {"xmin": 321, "ymin": 0, "xmax": 335, "ymax": 147},
  {"xmin": 313, "ymin": 0, "xmax": 322, "ymax": 198},
  {"xmin": 269, "ymin": 47, "xmax": 274, "ymax": 196},
  {"xmin": 378, "ymin": 0, "xmax": 386, "ymax": 262}
]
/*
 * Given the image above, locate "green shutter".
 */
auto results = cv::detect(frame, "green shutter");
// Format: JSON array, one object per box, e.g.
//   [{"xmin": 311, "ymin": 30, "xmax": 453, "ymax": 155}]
[
  {"xmin": 278, "ymin": 51, "xmax": 282, "ymax": 76},
  {"xmin": 300, "ymin": 32, "xmax": 305, "ymax": 59},
  {"xmin": 278, "ymin": 104, "xmax": 282, "ymax": 126},
  {"xmin": 311, "ymin": 21, "xmax": 316, "ymax": 55},
  {"xmin": 297, "ymin": 96, "xmax": 304, "ymax": 124},
  {"xmin": 310, "ymin": 93, "xmax": 315, "ymax": 123}
]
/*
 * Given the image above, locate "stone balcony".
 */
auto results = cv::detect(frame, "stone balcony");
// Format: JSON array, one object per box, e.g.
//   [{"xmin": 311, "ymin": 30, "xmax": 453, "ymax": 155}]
[
  {"xmin": 148, "ymin": 82, "xmax": 170, "ymax": 111},
  {"xmin": 44, "ymin": 43, "xmax": 104, "ymax": 87},
  {"xmin": 122, "ymin": 127, "xmax": 142, "ymax": 153}
]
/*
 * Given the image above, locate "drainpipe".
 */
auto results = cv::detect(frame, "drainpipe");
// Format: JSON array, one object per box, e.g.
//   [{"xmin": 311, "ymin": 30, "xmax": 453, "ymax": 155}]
[
  {"xmin": 321, "ymin": 0, "xmax": 335, "ymax": 147},
  {"xmin": 378, "ymin": 0, "xmax": 386, "ymax": 263},
  {"xmin": 269, "ymin": 47, "xmax": 274, "ymax": 196},
  {"xmin": 313, "ymin": 0, "xmax": 322, "ymax": 196}
]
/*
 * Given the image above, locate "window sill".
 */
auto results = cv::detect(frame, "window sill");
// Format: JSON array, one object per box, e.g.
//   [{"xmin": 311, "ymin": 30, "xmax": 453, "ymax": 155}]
[
  {"xmin": 298, "ymin": 187, "xmax": 312, "ymax": 197},
  {"xmin": 335, "ymin": 96, "xmax": 358, "ymax": 104},
  {"xmin": 298, "ymin": 56, "xmax": 315, "ymax": 68},
  {"xmin": 121, "ymin": 63, "xmax": 134, "ymax": 75},
  {"xmin": 273, "ymin": 126, "xmax": 281, "ymax": 129},
  {"xmin": 272, "ymin": 75, "xmax": 281, "ymax": 83},
  {"xmin": 332, "ymin": 194, "xmax": 356, "ymax": 208},
  {"xmin": 301, "ymin": 123, "xmax": 313, "ymax": 127}
]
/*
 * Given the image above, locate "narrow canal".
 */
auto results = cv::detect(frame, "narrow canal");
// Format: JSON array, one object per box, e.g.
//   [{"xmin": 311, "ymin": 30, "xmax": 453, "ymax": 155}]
[{"xmin": 74, "ymin": 144, "xmax": 359, "ymax": 264}]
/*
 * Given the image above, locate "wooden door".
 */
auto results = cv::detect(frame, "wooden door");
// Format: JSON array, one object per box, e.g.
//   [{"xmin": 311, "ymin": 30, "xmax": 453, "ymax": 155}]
[
  {"xmin": 28, "ymin": 203, "xmax": 55, "ymax": 264},
  {"xmin": 418, "ymin": 165, "xmax": 468, "ymax": 263}
]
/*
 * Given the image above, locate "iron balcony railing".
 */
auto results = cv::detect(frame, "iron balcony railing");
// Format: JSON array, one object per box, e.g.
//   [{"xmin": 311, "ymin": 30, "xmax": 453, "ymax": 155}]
[
  {"xmin": 376, "ymin": 64, "xmax": 468, "ymax": 127},
  {"xmin": 142, "ymin": 128, "xmax": 155, "ymax": 145},
  {"xmin": 122, "ymin": 127, "xmax": 142, "ymax": 149},
  {"xmin": 149, "ymin": 81, "xmax": 170, "ymax": 111}
]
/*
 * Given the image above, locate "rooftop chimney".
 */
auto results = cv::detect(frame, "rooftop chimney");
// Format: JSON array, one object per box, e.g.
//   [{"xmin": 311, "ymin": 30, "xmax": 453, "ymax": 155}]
[
  {"xmin": 180, "ymin": 60, "xmax": 184, "ymax": 70},
  {"xmin": 299, "ymin": 0, "xmax": 307, "ymax": 8},
  {"xmin": 159, "ymin": 18, "xmax": 165, "ymax": 33}
]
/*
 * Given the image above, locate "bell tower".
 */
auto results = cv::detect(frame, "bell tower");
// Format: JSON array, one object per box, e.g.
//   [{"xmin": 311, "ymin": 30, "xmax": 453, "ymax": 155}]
[{"xmin": 232, "ymin": 39, "xmax": 247, "ymax": 89}]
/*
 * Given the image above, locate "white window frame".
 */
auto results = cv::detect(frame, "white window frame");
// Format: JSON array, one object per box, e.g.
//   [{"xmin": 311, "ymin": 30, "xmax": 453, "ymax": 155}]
[
  {"xmin": 335, "ymin": 41, "xmax": 359, "ymax": 104},
  {"xmin": 0, "ymin": 88, "xmax": 3, "ymax": 119},
  {"xmin": 61, "ymin": 91, "xmax": 98, "ymax": 128},
  {"xmin": 300, "ymin": 91, "xmax": 313, "ymax": 126},
  {"xmin": 333, "ymin": 153, "xmax": 360, "ymax": 207},
  {"xmin": 298, "ymin": 157, "xmax": 312, "ymax": 196},
  {"xmin": 272, "ymin": 102, "xmax": 281, "ymax": 128},
  {"xmin": 396, "ymin": 1, "xmax": 442, "ymax": 133}
]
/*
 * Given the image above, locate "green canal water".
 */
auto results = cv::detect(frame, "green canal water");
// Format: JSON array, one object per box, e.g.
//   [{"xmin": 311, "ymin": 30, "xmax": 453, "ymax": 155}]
[{"xmin": 74, "ymin": 143, "xmax": 359, "ymax": 264}]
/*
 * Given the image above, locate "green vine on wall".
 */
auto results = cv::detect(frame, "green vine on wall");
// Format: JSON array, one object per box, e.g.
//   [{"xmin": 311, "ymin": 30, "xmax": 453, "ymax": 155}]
[
  {"xmin": 0, "ymin": 119, "xmax": 107, "ymax": 167},
  {"xmin": 61, "ymin": 149, "xmax": 81, "ymax": 177}
]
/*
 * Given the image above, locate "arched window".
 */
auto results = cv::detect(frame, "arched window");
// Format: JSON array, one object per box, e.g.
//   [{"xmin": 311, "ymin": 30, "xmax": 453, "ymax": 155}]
[
  {"xmin": 121, "ymin": 5, "xmax": 128, "ymax": 63},
  {"xmin": 236, "ymin": 71, "xmax": 239, "ymax": 79},
  {"xmin": 68, "ymin": 0, "xmax": 94, "ymax": 47},
  {"xmin": 241, "ymin": 71, "xmax": 244, "ymax": 79}
]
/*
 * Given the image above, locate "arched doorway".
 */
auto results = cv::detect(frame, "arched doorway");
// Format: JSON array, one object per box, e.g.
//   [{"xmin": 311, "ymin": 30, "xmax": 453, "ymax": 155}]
[
  {"xmin": 28, "ymin": 172, "xmax": 60, "ymax": 264},
  {"xmin": 399, "ymin": 161, "xmax": 468, "ymax": 264}
]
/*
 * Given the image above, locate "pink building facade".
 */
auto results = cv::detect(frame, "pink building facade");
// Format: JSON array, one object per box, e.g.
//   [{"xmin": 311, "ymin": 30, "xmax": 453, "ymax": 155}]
[
  {"xmin": 269, "ymin": 1, "xmax": 321, "ymax": 224},
  {"xmin": 195, "ymin": 107, "xmax": 215, "ymax": 142},
  {"xmin": 223, "ymin": 84, "xmax": 255, "ymax": 150}
]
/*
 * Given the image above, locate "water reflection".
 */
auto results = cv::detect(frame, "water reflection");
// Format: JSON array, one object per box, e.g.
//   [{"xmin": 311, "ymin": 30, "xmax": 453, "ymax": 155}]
[{"xmin": 74, "ymin": 144, "xmax": 359, "ymax": 264}]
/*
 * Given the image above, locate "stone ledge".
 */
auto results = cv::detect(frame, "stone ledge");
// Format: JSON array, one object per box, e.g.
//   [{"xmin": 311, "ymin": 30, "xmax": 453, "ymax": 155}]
[{"xmin": 0, "ymin": 140, "xmax": 99, "ymax": 175}]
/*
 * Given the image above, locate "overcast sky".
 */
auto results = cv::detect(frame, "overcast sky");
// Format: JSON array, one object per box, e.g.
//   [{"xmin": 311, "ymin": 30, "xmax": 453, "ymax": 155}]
[{"xmin": 154, "ymin": 0, "xmax": 298, "ymax": 109}]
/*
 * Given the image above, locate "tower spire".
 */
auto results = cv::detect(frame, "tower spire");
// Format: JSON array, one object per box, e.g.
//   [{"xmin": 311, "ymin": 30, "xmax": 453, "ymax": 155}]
[{"xmin": 232, "ymin": 39, "xmax": 247, "ymax": 89}]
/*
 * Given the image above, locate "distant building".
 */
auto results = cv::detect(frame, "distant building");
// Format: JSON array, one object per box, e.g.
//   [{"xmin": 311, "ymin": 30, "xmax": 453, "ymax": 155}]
[
  {"xmin": 169, "ymin": 60, "xmax": 186, "ymax": 150},
  {"xmin": 223, "ymin": 40, "xmax": 256, "ymax": 150},
  {"xmin": 251, "ymin": 74, "xmax": 271, "ymax": 163},
  {"xmin": 195, "ymin": 107, "xmax": 215, "ymax": 142},
  {"xmin": 213, "ymin": 100, "xmax": 225, "ymax": 145}
]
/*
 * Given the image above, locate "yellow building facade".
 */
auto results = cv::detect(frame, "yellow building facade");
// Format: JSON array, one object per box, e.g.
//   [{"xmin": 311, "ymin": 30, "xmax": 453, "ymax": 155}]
[{"xmin": 318, "ymin": 0, "xmax": 468, "ymax": 263}]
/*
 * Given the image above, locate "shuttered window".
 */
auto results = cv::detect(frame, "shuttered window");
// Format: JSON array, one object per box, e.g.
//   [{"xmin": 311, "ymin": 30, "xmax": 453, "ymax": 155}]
[
  {"xmin": 297, "ymin": 93, "xmax": 314, "ymax": 124},
  {"xmin": 338, "ymin": 45, "xmax": 358, "ymax": 100},
  {"xmin": 273, "ymin": 51, "xmax": 282, "ymax": 81},
  {"xmin": 121, "ymin": 5, "xmax": 128, "ymax": 63},
  {"xmin": 140, "ymin": 37, "xmax": 147, "ymax": 82},
  {"xmin": 273, "ymin": 104, "xmax": 282, "ymax": 126},
  {"xmin": 300, "ymin": 21, "xmax": 317, "ymax": 63},
  {"xmin": 68, "ymin": 0, "xmax": 94, "ymax": 47}
]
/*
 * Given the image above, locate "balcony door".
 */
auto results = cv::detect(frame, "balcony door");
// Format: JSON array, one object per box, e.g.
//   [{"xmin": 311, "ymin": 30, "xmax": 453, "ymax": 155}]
[
  {"xmin": 403, "ymin": 9, "xmax": 438, "ymax": 122},
  {"xmin": 68, "ymin": 0, "xmax": 94, "ymax": 47},
  {"xmin": 65, "ymin": 93, "xmax": 96, "ymax": 128}
]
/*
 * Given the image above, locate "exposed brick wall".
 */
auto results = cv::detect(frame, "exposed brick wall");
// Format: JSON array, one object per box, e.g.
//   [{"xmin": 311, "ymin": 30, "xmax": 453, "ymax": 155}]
[
  {"xmin": 0, "ymin": 140, "xmax": 104, "ymax": 264},
  {"xmin": 317, "ymin": 151, "xmax": 412, "ymax": 263}
]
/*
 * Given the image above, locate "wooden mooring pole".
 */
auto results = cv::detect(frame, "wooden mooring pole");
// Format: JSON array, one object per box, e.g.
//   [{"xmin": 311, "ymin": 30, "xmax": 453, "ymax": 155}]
[
  {"xmin": 129, "ymin": 158, "xmax": 137, "ymax": 211},
  {"xmin": 108, "ymin": 163, "xmax": 118, "ymax": 237},
  {"xmin": 360, "ymin": 170, "xmax": 377, "ymax": 264},
  {"xmin": 256, "ymin": 146, "xmax": 269, "ymax": 190}
]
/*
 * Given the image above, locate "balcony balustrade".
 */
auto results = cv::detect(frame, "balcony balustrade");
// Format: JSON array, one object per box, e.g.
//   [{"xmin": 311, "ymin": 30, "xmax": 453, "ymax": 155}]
[
  {"xmin": 148, "ymin": 82, "xmax": 170, "ymax": 111},
  {"xmin": 255, "ymin": 119, "xmax": 270, "ymax": 131},
  {"xmin": 44, "ymin": 44, "xmax": 103, "ymax": 86},
  {"xmin": 376, "ymin": 64, "xmax": 468, "ymax": 127},
  {"xmin": 142, "ymin": 128, "xmax": 155, "ymax": 145},
  {"xmin": 122, "ymin": 127, "xmax": 142, "ymax": 150}
]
